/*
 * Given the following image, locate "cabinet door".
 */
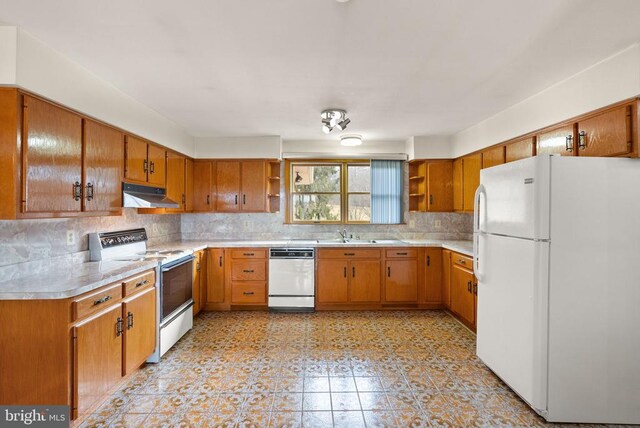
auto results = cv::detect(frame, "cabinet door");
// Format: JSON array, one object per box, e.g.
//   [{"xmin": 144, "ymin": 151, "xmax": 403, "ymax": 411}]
[
  {"xmin": 481, "ymin": 145, "xmax": 505, "ymax": 169},
  {"xmin": 216, "ymin": 161, "xmax": 241, "ymax": 211},
  {"xmin": 122, "ymin": 287, "xmax": 156, "ymax": 375},
  {"xmin": 453, "ymin": 158, "xmax": 463, "ymax": 211},
  {"xmin": 147, "ymin": 144, "xmax": 166, "ymax": 186},
  {"xmin": 83, "ymin": 120, "xmax": 123, "ymax": 213},
  {"xmin": 193, "ymin": 251, "xmax": 203, "ymax": 315},
  {"xmin": 165, "ymin": 152, "xmax": 185, "ymax": 212},
  {"xmin": 451, "ymin": 265, "xmax": 475, "ymax": 327},
  {"xmin": 185, "ymin": 158, "xmax": 194, "ymax": 212},
  {"xmin": 349, "ymin": 260, "xmax": 381, "ymax": 303},
  {"xmin": 317, "ymin": 260, "xmax": 349, "ymax": 303},
  {"xmin": 577, "ymin": 104, "xmax": 633, "ymax": 157},
  {"xmin": 73, "ymin": 305, "xmax": 122, "ymax": 416},
  {"xmin": 505, "ymin": 137, "xmax": 535, "ymax": 163},
  {"xmin": 241, "ymin": 160, "xmax": 266, "ymax": 212},
  {"xmin": 22, "ymin": 95, "xmax": 83, "ymax": 213},
  {"xmin": 424, "ymin": 248, "xmax": 442, "ymax": 304},
  {"xmin": 193, "ymin": 161, "xmax": 214, "ymax": 212},
  {"xmin": 441, "ymin": 249, "xmax": 452, "ymax": 308},
  {"xmin": 462, "ymin": 154, "xmax": 481, "ymax": 212},
  {"xmin": 124, "ymin": 135, "xmax": 148, "ymax": 183},
  {"xmin": 206, "ymin": 248, "xmax": 225, "ymax": 303},
  {"xmin": 385, "ymin": 260, "xmax": 418, "ymax": 302},
  {"xmin": 537, "ymin": 124, "xmax": 575, "ymax": 156},
  {"xmin": 426, "ymin": 162, "xmax": 453, "ymax": 212}
]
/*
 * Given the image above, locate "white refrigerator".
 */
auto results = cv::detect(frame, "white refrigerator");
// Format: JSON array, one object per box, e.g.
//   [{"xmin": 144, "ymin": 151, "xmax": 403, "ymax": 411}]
[{"xmin": 474, "ymin": 154, "xmax": 640, "ymax": 424}]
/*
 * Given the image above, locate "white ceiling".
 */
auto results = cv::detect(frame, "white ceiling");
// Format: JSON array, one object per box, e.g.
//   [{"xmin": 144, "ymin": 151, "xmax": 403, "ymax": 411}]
[{"xmin": 2, "ymin": 0, "xmax": 640, "ymax": 142}]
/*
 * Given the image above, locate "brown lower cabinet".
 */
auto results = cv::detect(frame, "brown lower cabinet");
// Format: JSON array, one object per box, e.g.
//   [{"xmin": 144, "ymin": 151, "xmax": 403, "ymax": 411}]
[
  {"xmin": 205, "ymin": 248, "xmax": 227, "ymax": 310},
  {"xmin": 444, "ymin": 251, "xmax": 477, "ymax": 331},
  {"xmin": 227, "ymin": 248, "xmax": 267, "ymax": 307},
  {"xmin": 0, "ymin": 269, "xmax": 156, "ymax": 421},
  {"xmin": 192, "ymin": 249, "xmax": 207, "ymax": 315},
  {"xmin": 384, "ymin": 259, "xmax": 418, "ymax": 303}
]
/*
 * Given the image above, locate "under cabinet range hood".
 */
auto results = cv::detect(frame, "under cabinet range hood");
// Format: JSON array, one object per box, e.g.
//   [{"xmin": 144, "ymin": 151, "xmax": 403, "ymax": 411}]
[{"xmin": 122, "ymin": 183, "xmax": 180, "ymax": 208}]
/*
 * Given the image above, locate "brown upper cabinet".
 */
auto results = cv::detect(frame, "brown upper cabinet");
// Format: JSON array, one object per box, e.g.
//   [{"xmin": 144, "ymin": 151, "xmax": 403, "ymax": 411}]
[
  {"xmin": 577, "ymin": 104, "xmax": 633, "ymax": 157},
  {"xmin": 537, "ymin": 123, "xmax": 576, "ymax": 156},
  {"xmin": 409, "ymin": 160, "xmax": 453, "ymax": 212},
  {"xmin": 185, "ymin": 158, "xmax": 194, "ymax": 212},
  {"xmin": 452, "ymin": 158, "xmax": 463, "ymax": 212},
  {"xmin": 216, "ymin": 161, "xmax": 242, "ymax": 211},
  {"xmin": 125, "ymin": 135, "xmax": 166, "ymax": 187},
  {"xmin": 240, "ymin": 160, "xmax": 267, "ymax": 212},
  {"xmin": 192, "ymin": 161, "xmax": 216, "ymax": 212},
  {"xmin": 164, "ymin": 152, "xmax": 187, "ymax": 212},
  {"xmin": 481, "ymin": 145, "xmax": 505, "ymax": 169},
  {"xmin": 462, "ymin": 153, "xmax": 481, "ymax": 213},
  {"xmin": 505, "ymin": 136, "xmax": 535, "ymax": 163}
]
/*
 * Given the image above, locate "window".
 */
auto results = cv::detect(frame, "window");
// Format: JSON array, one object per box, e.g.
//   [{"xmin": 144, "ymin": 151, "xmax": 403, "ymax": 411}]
[{"xmin": 288, "ymin": 160, "xmax": 402, "ymax": 224}]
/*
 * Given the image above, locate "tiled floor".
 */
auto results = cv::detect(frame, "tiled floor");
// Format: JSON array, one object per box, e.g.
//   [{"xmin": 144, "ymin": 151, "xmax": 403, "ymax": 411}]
[{"xmin": 82, "ymin": 311, "xmax": 624, "ymax": 428}]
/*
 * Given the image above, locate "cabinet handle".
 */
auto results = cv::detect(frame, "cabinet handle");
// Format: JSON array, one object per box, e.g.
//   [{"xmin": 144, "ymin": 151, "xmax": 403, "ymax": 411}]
[
  {"xmin": 93, "ymin": 295, "xmax": 112, "ymax": 306},
  {"xmin": 387, "ymin": 266, "xmax": 391, "ymax": 277},
  {"xmin": 473, "ymin": 283, "xmax": 478, "ymax": 296},
  {"xmin": 396, "ymin": 252, "xmax": 408, "ymax": 256},
  {"xmin": 182, "ymin": 194, "xmax": 186, "ymax": 205},
  {"xmin": 206, "ymin": 195, "xmax": 210, "ymax": 205},
  {"xmin": 242, "ymin": 269, "xmax": 255, "ymax": 273},
  {"xmin": 73, "ymin": 181, "xmax": 82, "ymax": 201},
  {"xmin": 85, "ymin": 183, "xmax": 94, "ymax": 202},
  {"xmin": 143, "ymin": 159, "xmax": 148, "ymax": 173},
  {"xmin": 344, "ymin": 267, "xmax": 347, "ymax": 278},
  {"xmin": 127, "ymin": 311, "xmax": 134, "ymax": 330},
  {"xmin": 426, "ymin": 255, "xmax": 430, "ymax": 266},
  {"xmin": 116, "ymin": 317, "xmax": 124, "ymax": 336},
  {"xmin": 235, "ymin": 195, "xmax": 238, "ymax": 205},
  {"xmin": 243, "ymin": 194, "xmax": 246, "ymax": 205},
  {"xmin": 565, "ymin": 135, "xmax": 573, "ymax": 152},
  {"xmin": 135, "ymin": 279, "xmax": 148, "ymax": 288},
  {"xmin": 243, "ymin": 291, "xmax": 255, "ymax": 295},
  {"xmin": 149, "ymin": 161, "xmax": 155, "ymax": 174},
  {"xmin": 219, "ymin": 256, "xmax": 223, "ymax": 267},
  {"xmin": 344, "ymin": 253, "xmax": 355, "ymax": 256},
  {"xmin": 578, "ymin": 131, "xmax": 586, "ymax": 149},
  {"xmin": 458, "ymin": 259, "xmax": 466, "ymax": 265},
  {"xmin": 467, "ymin": 281, "xmax": 472, "ymax": 293},
  {"xmin": 352, "ymin": 266, "xmax": 355, "ymax": 278},
  {"xmin": 243, "ymin": 253, "xmax": 255, "ymax": 256},
  {"xmin": 429, "ymin": 195, "xmax": 433, "ymax": 205}
]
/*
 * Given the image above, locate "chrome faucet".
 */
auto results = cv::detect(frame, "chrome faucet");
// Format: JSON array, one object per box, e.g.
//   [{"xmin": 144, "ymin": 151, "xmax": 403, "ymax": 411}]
[{"xmin": 338, "ymin": 229, "xmax": 348, "ymax": 242}]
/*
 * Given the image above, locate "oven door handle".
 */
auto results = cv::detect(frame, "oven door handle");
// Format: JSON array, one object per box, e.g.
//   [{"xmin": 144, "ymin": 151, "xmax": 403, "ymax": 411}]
[{"xmin": 161, "ymin": 255, "xmax": 196, "ymax": 272}]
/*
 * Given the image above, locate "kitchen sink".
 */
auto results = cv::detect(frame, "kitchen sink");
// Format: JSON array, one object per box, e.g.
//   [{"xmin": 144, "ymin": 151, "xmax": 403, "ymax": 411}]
[{"xmin": 315, "ymin": 239, "xmax": 405, "ymax": 245}]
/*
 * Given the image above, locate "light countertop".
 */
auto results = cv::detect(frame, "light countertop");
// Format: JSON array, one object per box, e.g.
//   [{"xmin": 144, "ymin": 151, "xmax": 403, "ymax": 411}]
[{"xmin": 1, "ymin": 239, "xmax": 472, "ymax": 300}]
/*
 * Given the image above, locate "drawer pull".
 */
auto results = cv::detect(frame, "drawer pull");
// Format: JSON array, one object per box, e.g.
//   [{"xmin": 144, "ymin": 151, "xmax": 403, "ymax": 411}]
[
  {"xmin": 458, "ymin": 259, "xmax": 466, "ymax": 265},
  {"xmin": 243, "ymin": 291, "xmax": 255, "ymax": 295},
  {"xmin": 93, "ymin": 295, "xmax": 112, "ymax": 306},
  {"xmin": 219, "ymin": 256, "xmax": 223, "ymax": 267},
  {"xmin": 116, "ymin": 317, "xmax": 124, "ymax": 336},
  {"xmin": 127, "ymin": 311, "xmax": 134, "ymax": 329},
  {"xmin": 344, "ymin": 253, "xmax": 355, "ymax": 256},
  {"xmin": 135, "ymin": 279, "xmax": 148, "ymax": 288},
  {"xmin": 387, "ymin": 266, "xmax": 391, "ymax": 277},
  {"xmin": 243, "ymin": 253, "xmax": 255, "ymax": 256},
  {"xmin": 426, "ymin": 255, "xmax": 430, "ymax": 266},
  {"xmin": 242, "ymin": 269, "xmax": 255, "ymax": 273},
  {"xmin": 343, "ymin": 267, "xmax": 347, "ymax": 278},
  {"xmin": 396, "ymin": 252, "xmax": 408, "ymax": 256},
  {"xmin": 352, "ymin": 266, "xmax": 355, "ymax": 277}
]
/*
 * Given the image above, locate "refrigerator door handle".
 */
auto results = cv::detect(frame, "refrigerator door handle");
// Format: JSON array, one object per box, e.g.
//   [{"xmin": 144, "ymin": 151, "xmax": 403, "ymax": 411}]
[{"xmin": 473, "ymin": 184, "xmax": 486, "ymax": 281}]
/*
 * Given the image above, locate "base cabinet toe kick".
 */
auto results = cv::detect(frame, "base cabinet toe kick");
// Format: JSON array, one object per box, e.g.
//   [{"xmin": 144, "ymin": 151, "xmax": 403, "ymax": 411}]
[{"xmin": 0, "ymin": 269, "xmax": 157, "ymax": 422}]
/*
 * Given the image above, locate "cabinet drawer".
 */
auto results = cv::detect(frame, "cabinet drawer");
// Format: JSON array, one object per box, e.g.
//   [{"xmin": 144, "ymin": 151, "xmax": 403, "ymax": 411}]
[
  {"xmin": 318, "ymin": 248, "xmax": 381, "ymax": 259},
  {"xmin": 73, "ymin": 283, "xmax": 122, "ymax": 321},
  {"xmin": 122, "ymin": 270, "xmax": 155, "ymax": 297},
  {"xmin": 229, "ymin": 248, "xmax": 267, "ymax": 259},
  {"xmin": 231, "ymin": 260, "xmax": 266, "ymax": 281},
  {"xmin": 231, "ymin": 282, "xmax": 266, "ymax": 303},
  {"xmin": 385, "ymin": 248, "xmax": 418, "ymax": 258},
  {"xmin": 452, "ymin": 253, "xmax": 473, "ymax": 271}
]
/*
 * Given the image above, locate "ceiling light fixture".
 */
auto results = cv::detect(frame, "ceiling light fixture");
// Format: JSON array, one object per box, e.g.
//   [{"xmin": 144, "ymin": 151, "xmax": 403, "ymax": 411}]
[
  {"xmin": 321, "ymin": 109, "xmax": 349, "ymax": 133},
  {"xmin": 340, "ymin": 134, "xmax": 362, "ymax": 146}
]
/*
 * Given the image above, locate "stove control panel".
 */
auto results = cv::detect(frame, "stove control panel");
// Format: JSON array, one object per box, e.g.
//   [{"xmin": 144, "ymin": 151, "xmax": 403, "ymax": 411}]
[{"xmin": 97, "ymin": 228, "xmax": 148, "ymax": 249}]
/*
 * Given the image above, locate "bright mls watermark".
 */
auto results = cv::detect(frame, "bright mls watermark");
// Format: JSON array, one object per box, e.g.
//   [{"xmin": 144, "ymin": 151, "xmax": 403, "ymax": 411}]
[{"xmin": 0, "ymin": 406, "xmax": 68, "ymax": 427}]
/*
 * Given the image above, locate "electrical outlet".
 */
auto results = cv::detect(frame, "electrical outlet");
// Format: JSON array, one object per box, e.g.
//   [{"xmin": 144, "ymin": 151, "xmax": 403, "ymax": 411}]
[
  {"xmin": 66, "ymin": 230, "xmax": 75, "ymax": 246},
  {"xmin": 243, "ymin": 220, "xmax": 250, "ymax": 229},
  {"xmin": 409, "ymin": 219, "xmax": 416, "ymax": 228},
  {"xmin": 434, "ymin": 220, "xmax": 442, "ymax": 228}
]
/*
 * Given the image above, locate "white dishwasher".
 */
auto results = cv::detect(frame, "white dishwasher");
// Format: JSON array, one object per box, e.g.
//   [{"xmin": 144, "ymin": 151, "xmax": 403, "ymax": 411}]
[{"xmin": 268, "ymin": 248, "xmax": 315, "ymax": 312}]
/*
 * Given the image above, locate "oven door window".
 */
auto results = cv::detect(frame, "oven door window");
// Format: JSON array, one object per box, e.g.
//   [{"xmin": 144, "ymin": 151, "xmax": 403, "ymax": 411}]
[{"xmin": 162, "ymin": 258, "xmax": 193, "ymax": 320}]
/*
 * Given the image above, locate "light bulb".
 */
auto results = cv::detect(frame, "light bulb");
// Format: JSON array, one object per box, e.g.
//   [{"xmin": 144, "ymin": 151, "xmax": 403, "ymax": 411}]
[{"xmin": 322, "ymin": 124, "xmax": 332, "ymax": 134}]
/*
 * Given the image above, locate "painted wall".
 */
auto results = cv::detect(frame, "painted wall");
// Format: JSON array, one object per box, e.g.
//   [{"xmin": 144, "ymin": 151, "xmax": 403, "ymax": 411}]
[
  {"xmin": 194, "ymin": 136, "xmax": 282, "ymax": 159},
  {"xmin": 451, "ymin": 43, "xmax": 640, "ymax": 158},
  {"xmin": 6, "ymin": 28, "xmax": 195, "ymax": 156},
  {"xmin": 0, "ymin": 210, "xmax": 180, "ymax": 281},
  {"xmin": 406, "ymin": 136, "xmax": 453, "ymax": 160},
  {"xmin": 282, "ymin": 139, "xmax": 406, "ymax": 158},
  {"xmin": 0, "ymin": 27, "xmax": 17, "ymax": 84}
]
